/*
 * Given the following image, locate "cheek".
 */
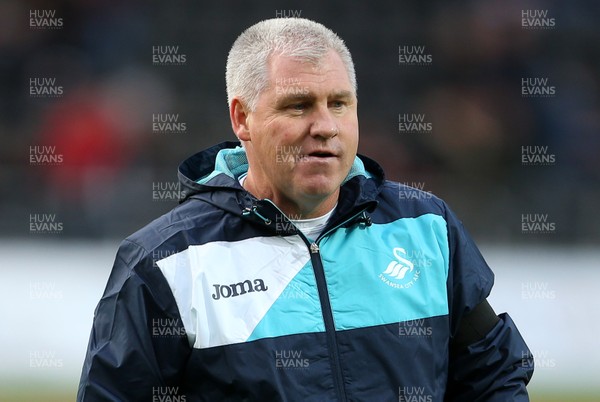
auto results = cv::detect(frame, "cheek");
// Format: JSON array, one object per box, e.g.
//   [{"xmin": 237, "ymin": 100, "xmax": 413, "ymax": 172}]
[
  {"xmin": 251, "ymin": 126, "xmax": 275, "ymax": 158},
  {"xmin": 342, "ymin": 127, "xmax": 359, "ymax": 167},
  {"xmin": 343, "ymin": 124, "xmax": 359, "ymax": 149}
]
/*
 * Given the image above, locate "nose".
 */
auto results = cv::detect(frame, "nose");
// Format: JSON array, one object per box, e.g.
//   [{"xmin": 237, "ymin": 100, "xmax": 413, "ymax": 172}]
[{"xmin": 308, "ymin": 104, "xmax": 338, "ymax": 139}]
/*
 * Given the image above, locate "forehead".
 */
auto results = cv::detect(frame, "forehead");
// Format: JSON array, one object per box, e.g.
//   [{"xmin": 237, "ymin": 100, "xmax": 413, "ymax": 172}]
[{"xmin": 267, "ymin": 50, "xmax": 352, "ymax": 88}]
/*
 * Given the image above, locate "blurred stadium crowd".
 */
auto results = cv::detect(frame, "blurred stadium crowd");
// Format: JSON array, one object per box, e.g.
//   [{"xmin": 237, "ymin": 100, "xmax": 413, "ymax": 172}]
[{"xmin": 1, "ymin": 0, "xmax": 598, "ymax": 243}]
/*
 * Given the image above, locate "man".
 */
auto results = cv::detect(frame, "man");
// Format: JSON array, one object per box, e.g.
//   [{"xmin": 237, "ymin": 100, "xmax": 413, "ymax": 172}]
[{"xmin": 78, "ymin": 18, "xmax": 533, "ymax": 401}]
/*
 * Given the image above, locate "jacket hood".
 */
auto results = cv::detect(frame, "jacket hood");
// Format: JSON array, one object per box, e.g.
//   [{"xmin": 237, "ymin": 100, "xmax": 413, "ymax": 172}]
[{"xmin": 177, "ymin": 141, "xmax": 385, "ymax": 222}]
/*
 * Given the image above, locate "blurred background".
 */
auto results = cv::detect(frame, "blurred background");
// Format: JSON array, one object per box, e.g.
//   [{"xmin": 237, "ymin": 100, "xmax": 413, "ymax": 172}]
[{"xmin": 0, "ymin": 0, "xmax": 598, "ymax": 401}]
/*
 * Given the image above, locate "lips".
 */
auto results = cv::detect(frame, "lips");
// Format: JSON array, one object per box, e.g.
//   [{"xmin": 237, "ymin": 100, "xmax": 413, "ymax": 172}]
[
  {"xmin": 300, "ymin": 150, "xmax": 338, "ymax": 165},
  {"xmin": 307, "ymin": 150, "xmax": 337, "ymax": 158}
]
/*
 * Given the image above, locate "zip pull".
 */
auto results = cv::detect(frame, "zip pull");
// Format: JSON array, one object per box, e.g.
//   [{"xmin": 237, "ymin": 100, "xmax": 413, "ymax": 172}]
[
  {"xmin": 310, "ymin": 243, "xmax": 320, "ymax": 254},
  {"xmin": 356, "ymin": 211, "xmax": 372, "ymax": 227},
  {"xmin": 242, "ymin": 206, "xmax": 272, "ymax": 225}
]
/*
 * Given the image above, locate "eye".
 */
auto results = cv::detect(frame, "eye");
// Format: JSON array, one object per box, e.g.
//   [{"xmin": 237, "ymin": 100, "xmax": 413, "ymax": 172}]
[
  {"xmin": 289, "ymin": 103, "xmax": 307, "ymax": 111},
  {"xmin": 331, "ymin": 100, "xmax": 346, "ymax": 109}
]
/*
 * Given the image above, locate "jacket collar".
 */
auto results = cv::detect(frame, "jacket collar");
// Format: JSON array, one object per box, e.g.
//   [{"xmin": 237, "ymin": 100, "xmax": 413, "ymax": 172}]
[{"xmin": 177, "ymin": 141, "xmax": 384, "ymax": 228}]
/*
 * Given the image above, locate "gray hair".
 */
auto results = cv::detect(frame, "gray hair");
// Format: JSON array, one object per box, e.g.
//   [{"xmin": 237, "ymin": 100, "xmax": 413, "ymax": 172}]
[{"xmin": 226, "ymin": 18, "xmax": 357, "ymax": 111}]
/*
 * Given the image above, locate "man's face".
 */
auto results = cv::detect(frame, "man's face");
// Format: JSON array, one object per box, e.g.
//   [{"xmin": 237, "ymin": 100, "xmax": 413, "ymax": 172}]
[{"xmin": 242, "ymin": 49, "xmax": 359, "ymax": 213}]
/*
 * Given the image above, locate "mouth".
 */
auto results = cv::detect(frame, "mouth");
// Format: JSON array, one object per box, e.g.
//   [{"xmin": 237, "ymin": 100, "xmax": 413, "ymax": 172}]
[{"xmin": 306, "ymin": 150, "xmax": 337, "ymax": 158}]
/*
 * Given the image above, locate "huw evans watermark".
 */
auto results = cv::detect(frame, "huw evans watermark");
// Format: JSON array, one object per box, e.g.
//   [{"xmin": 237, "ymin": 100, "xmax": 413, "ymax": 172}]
[
  {"xmin": 29, "ymin": 9, "xmax": 63, "ymax": 29},
  {"xmin": 29, "ymin": 351, "xmax": 63, "ymax": 368},
  {"xmin": 398, "ymin": 45, "xmax": 432, "ymax": 66},
  {"xmin": 152, "ymin": 386, "xmax": 186, "ymax": 402},
  {"xmin": 521, "ymin": 77, "xmax": 556, "ymax": 97},
  {"xmin": 151, "ymin": 318, "xmax": 187, "ymax": 338},
  {"xmin": 398, "ymin": 113, "xmax": 432, "ymax": 134},
  {"xmin": 521, "ymin": 9, "xmax": 555, "ymax": 29},
  {"xmin": 30, "ymin": 281, "xmax": 63, "ymax": 300},
  {"xmin": 395, "ymin": 248, "xmax": 432, "ymax": 270},
  {"xmin": 275, "ymin": 77, "xmax": 309, "ymax": 96},
  {"xmin": 521, "ymin": 213, "xmax": 556, "ymax": 234},
  {"xmin": 29, "ymin": 213, "xmax": 63, "ymax": 234},
  {"xmin": 521, "ymin": 145, "xmax": 555, "ymax": 166},
  {"xmin": 30, "ymin": 145, "xmax": 63, "ymax": 165},
  {"xmin": 275, "ymin": 10, "xmax": 302, "ymax": 18},
  {"xmin": 152, "ymin": 182, "xmax": 184, "ymax": 201},
  {"xmin": 399, "ymin": 319, "xmax": 433, "ymax": 337},
  {"xmin": 275, "ymin": 212, "xmax": 315, "ymax": 234},
  {"xmin": 275, "ymin": 145, "xmax": 310, "ymax": 164},
  {"xmin": 152, "ymin": 45, "xmax": 187, "ymax": 66},
  {"xmin": 522, "ymin": 349, "xmax": 556, "ymax": 369},
  {"xmin": 152, "ymin": 113, "xmax": 187, "ymax": 134},
  {"xmin": 275, "ymin": 350, "xmax": 309, "ymax": 369},
  {"xmin": 399, "ymin": 386, "xmax": 433, "ymax": 402},
  {"xmin": 399, "ymin": 182, "xmax": 433, "ymax": 200},
  {"xmin": 152, "ymin": 249, "xmax": 178, "ymax": 267},
  {"xmin": 521, "ymin": 282, "xmax": 556, "ymax": 300},
  {"xmin": 29, "ymin": 78, "xmax": 63, "ymax": 97}
]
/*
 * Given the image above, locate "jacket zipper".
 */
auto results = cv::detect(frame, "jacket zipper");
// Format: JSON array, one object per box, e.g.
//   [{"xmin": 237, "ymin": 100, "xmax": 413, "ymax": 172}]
[
  {"xmin": 260, "ymin": 200, "xmax": 367, "ymax": 401},
  {"xmin": 307, "ymin": 242, "xmax": 347, "ymax": 401},
  {"xmin": 309, "ymin": 209, "xmax": 369, "ymax": 401}
]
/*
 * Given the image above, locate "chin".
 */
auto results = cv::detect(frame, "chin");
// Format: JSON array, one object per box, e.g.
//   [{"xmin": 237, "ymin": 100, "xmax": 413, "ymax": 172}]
[{"xmin": 297, "ymin": 179, "xmax": 339, "ymax": 199}]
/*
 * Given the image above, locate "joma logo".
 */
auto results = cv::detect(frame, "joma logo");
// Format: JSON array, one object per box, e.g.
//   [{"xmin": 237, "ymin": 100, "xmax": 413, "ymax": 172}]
[{"xmin": 212, "ymin": 279, "xmax": 268, "ymax": 300}]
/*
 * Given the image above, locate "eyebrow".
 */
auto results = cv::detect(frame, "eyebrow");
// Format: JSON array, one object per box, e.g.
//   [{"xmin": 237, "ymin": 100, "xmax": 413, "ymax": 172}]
[
  {"xmin": 329, "ymin": 90, "xmax": 354, "ymax": 100},
  {"xmin": 275, "ymin": 93, "xmax": 314, "ymax": 106},
  {"xmin": 274, "ymin": 90, "xmax": 354, "ymax": 107}
]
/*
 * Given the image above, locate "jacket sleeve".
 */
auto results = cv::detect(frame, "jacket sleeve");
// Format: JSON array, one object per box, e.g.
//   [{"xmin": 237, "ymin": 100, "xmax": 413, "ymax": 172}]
[
  {"xmin": 442, "ymin": 203, "xmax": 534, "ymax": 401},
  {"xmin": 77, "ymin": 240, "xmax": 191, "ymax": 401},
  {"xmin": 447, "ymin": 313, "xmax": 534, "ymax": 401}
]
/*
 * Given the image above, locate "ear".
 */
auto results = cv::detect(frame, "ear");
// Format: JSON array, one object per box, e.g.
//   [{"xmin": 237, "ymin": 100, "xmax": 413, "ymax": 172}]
[{"xmin": 230, "ymin": 97, "xmax": 252, "ymax": 142}]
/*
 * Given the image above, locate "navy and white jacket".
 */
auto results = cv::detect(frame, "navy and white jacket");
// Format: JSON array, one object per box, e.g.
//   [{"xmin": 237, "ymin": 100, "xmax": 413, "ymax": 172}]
[{"xmin": 78, "ymin": 141, "xmax": 533, "ymax": 401}]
